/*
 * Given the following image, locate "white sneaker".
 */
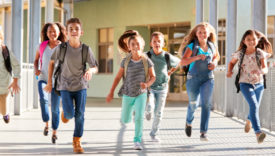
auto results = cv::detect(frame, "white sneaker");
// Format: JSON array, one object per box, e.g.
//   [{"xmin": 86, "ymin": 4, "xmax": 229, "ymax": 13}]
[
  {"xmin": 145, "ymin": 112, "xmax": 151, "ymax": 121},
  {"xmin": 151, "ymin": 135, "xmax": 161, "ymax": 142},
  {"xmin": 133, "ymin": 142, "xmax": 143, "ymax": 150}
]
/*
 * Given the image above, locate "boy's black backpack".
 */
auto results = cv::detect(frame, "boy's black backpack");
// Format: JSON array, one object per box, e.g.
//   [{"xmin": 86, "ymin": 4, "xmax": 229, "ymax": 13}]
[
  {"xmin": 181, "ymin": 39, "xmax": 215, "ymax": 76},
  {"xmin": 1, "ymin": 45, "xmax": 12, "ymax": 75},
  {"xmin": 53, "ymin": 42, "xmax": 89, "ymax": 96},
  {"xmin": 146, "ymin": 50, "xmax": 171, "ymax": 70}
]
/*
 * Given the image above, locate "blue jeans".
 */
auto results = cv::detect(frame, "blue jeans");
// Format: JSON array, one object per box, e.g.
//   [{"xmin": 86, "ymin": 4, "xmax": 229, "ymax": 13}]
[
  {"xmin": 186, "ymin": 76, "xmax": 214, "ymax": 133},
  {"xmin": 146, "ymin": 87, "xmax": 168, "ymax": 137},
  {"xmin": 51, "ymin": 88, "xmax": 61, "ymax": 130},
  {"xmin": 38, "ymin": 80, "xmax": 50, "ymax": 122},
  {"xmin": 240, "ymin": 83, "xmax": 264, "ymax": 134},
  {"xmin": 38, "ymin": 80, "xmax": 61, "ymax": 130},
  {"xmin": 60, "ymin": 89, "xmax": 87, "ymax": 137},
  {"xmin": 121, "ymin": 93, "xmax": 147, "ymax": 143}
]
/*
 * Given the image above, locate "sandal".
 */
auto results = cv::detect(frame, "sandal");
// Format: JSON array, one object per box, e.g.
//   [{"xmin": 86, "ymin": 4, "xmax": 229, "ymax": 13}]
[{"xmin": 52, "ymin": 134, "xmax": 58, "ymax": 144}]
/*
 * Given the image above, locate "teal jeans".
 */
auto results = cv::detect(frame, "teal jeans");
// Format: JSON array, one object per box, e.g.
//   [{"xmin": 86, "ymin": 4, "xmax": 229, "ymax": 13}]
[{"xmin": 121, "ymin": 93, "xmax": 147, "ymax": 143}]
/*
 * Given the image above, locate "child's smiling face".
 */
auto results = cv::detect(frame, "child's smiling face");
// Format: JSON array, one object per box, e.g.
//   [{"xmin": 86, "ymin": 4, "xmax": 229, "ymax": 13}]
[
  {"xmin": 243, "ymin": 34, "xmax": 259, "ymax": 49},
  {"xmin": 67, "ymin": 23, "xmax": 83, "ymax": 40},
  {"xmin": 128, "ymin": 36, "xmax": 144, "ymax": 55},
  {"xmin": 47, "ymin": 24, "xmax": 60, "ymax": 41}
]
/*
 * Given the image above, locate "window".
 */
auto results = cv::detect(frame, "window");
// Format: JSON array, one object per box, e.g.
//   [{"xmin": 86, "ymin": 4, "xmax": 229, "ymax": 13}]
[
  {"xmin": 218, "ymin": 19, "xmax": 226, "ymax": 65},
  {"xmin": 98, "ymin": 28, "xmax": 114, "ymax": 73},
  {"xmin": 268, "ymin": 16, "xmax": 275, "ymax": 57}
]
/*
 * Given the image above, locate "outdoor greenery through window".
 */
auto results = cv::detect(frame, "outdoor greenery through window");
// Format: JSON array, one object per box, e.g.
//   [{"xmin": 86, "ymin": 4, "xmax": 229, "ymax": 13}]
[{"xmin": 98, "ymin": 28, "xmax": 114, "ymax": 73}]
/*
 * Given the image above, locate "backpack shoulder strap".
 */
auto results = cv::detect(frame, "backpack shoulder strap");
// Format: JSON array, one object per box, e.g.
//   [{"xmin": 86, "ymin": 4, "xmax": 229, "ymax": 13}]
[
  {"xmin": 2, "ymin": 45, "xmax": 12, "ymax": 75},
  {"xmin": 164, "ymin": 52, "xmax": 171, "ymax": 70},
  {"xmin": 146, "ymin": 51, "xmax": 152, "ymax": 58},
  {"xmin": 58, "ymin": 42, "xmax": 67, "ymax": 63},
  {"xmin": 207, "ymin": 41, "xmax": 216, "ymax": 54},
  {"xmin": 82, "ymin": 43, "xmax": 89, "ymax": 73},
  {"xmin": 39, "ymin": 40, "xmax": 49, "ymax": 67},
  {"xmin": 124, "ymin": 53, "xmax": 132, "ymax": 78},
  {"xmin": 192, "ymin": 39, "xmax": 200, "ymax": 56},
  {"xmin": 141, "ymin": 55, "xmax": 149, "ymax": 82}
]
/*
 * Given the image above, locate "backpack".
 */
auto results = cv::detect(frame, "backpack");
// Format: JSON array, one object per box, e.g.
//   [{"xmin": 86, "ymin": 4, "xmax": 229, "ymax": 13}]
[
  {"xmin": 181, "ymin": 39, "xmax": 215, "ymax": 75},
  {"xmin": 146, "ymin": 50, "xmax": 171, "ymax": 70},
  {"xmin": 234, "ymin": 49, "xmax": 267, "ymax": 93},
  {"xmin": 39, "ymin": 40, "xmax": 49, "ymax": 68},
  {"xmin": 1, "ymin": 45, "xmax": 12, "ymax": 75},
  {"xmin": 118, "ymin": 53, "xmax": 150, "ymax": 97},
  {"xmin": 53, "ymin": 42, "xmax": 89, "ymax": 95}
]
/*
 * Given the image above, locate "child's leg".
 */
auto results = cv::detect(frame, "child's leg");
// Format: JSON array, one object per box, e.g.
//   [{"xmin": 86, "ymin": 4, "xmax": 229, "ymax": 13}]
[
  {"xmin": 51, "ymin": 88, "xmax": 61, "ymax": 131},
  {"xmin": 0, "ymin": 94, "xmax": 8, "ymax": 116},
  {"xmin": 121, "ymin": 95, "xmax": 135, "ymax": 124},
  {"xmin": 38, "ymin": 80, "xmax": 50, "ymax": 122},
  {"xmin": 186, "ymin": 79, "xmax": 200, "ymax": 125},
  {"xmin": 199, "ymin": 79, "xmax": 214, "ymax": 133},
  {"xmin": 150, "ymin": 88, "xmax": 168, "ymax": 137},
  {"xmin": 145, "ymin": 89, "xmax": 155, "ymax": 114},
  {"xmin": 60, "ymin": 91, "xmax": 74, "ymax": 120},
  {"xmin": 133, "ymin": 93, "xmax": 147, "ymax": 143},
  {"xmin": 73, "ymin": 89, "xmax": 87, "ymax": 137},
  {"xmin": 240, "ymin": 83, "xmax": 263, "ymax": 134}
]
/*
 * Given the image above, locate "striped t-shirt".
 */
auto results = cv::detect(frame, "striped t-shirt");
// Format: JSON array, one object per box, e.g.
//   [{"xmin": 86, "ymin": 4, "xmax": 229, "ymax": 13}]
[{"xmin": 120, "ymin": 58, "xmax": 154, "ymax": 97}]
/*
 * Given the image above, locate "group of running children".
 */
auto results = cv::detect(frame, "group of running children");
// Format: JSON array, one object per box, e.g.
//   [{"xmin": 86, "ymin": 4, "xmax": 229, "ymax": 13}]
[{"xmin": 0, "ymin": 18, "xmax": 272, "ymax": 153}]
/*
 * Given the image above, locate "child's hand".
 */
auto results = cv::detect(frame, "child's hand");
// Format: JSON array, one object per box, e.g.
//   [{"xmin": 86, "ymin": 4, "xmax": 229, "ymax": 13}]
[
  {"xmin": 8, "ymin": 81, "xmax": 20, "ymax": 96},
  {"xmin": 35, "ymin": 69, "xmax": 41, "ymax": 76},
  {"xmin": 43, "ymin": 83, "xmax": 52, "ymax": 93},
  {"xmin": 197, "ymin": 54, "xmax": 206, "ymax": 61},
  {"xmin": 208, "ymin": 62, "xmax": 216, "ymax": 70},
  {"xmin": 226, "ymin": 71, "xmax": 233, "ymax": 78},
  {"xmin": 84, "ymin": 70, "xmax": 93, "ymax": 81},
  {"xmin": 106, "ymin": 93, "xmax": 114, "ymax": 103},
  {"xmin": 140, "ymin": 82, "xmax": 148, "ymax": 90}
]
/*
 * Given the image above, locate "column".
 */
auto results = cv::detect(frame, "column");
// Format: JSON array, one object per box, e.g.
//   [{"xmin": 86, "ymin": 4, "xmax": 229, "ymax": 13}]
[
  {"xmin": 45, "ymin": 0, "xmax": 54, "ymax": 23},
  {"xmin": 63, "ymin": 0, "xmax": 73, "ymax": 24},
  {"xmin": 196, "ymin": 0, "xmax": 203, "ymax": 24},
  {"xmin": 29, "ymin": 0, "xmax": 41, "ymax": 109},
  {"xmin": 209, "ymin": 0, "xmax": 218, "ymax": 32},
  {"xmin": 252, "ymin": 0, "xmax": 267, "ymax": 34},
  {"xmin": 12, "ymin": 0, "xmax": 23, "ymax": 115},
  {"xmin": 225, "ymin": 0, "xmax": 237, "ymax": 117}
]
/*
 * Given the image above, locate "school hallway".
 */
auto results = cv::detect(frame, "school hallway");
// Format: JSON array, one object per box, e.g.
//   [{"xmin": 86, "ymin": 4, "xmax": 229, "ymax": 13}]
[{"xmin": 0, "ymin": 98, "xmax": 275, "ymax": 156}]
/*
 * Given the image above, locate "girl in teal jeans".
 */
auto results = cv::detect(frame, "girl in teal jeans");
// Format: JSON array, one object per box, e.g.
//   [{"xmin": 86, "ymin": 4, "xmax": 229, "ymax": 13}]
[
  {"xmin": 227, "ymin": 30, "xmax": 272, "ymax": 143},
  {"xmin": 179, "ymin": 22, "xmax": 220, "ymax": 141},
  {"xmin": 106, "ymin": 30, "xmax": 156, "ymax": 150}
]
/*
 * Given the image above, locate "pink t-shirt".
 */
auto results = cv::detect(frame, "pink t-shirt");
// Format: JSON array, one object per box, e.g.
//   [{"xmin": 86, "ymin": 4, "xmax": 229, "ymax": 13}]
[{"xmin": 232, "ymin": 49, "xmax": 271, "ymax": 84}]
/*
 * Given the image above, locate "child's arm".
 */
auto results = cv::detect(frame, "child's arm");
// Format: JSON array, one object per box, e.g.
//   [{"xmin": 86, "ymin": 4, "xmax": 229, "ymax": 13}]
[
  {"xmin": 180, "ymin": 48, "xmax": 206, "ymax": 66},
  {"xmin": 8, "ymin": 78, "xmax": 20, "ymax": 96},
  {"xmin": 106, "ymin": 67, "xmax": 124, "ymax": 103},
  {"xmin": 168, "ymin": 66, "xmax": 178, "ymax": 76},
  {"xmin": 140, "ymin": 67, "xmax": 156, "ymax": 89},
  {"xmin": 43, "ymin": 60, "xmax": 55, "ymax": 93},
  {"xmin": 84, "ymin": 66, "xmax": 98, "ymax": 81},
  {"xmin": 208, "ymin": 47, "xmax": 220, "ymax": 70},
  {"xmin": 227, "ymin": 58, "xmax": 238, "ymax": 78},
  {"xmin": 259, "ymin": 58, "xmax": 268, "ymax": 74},
  {"xmin": 34, "ymin": 49, "xmax": 41, "ymax": 76}
]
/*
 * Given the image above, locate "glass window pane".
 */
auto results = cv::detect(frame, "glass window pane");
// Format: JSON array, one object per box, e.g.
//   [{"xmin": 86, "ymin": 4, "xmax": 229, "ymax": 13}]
[
  {"xmin": 267, "ymin": 16, "xmax": 274, "ymax": 35},
  {"xmin": 98, "ymin": 45, "xmax": 108, "ymax": 73},
  {"xmin": 99, "ymin": 29, "xmax": 107, "ymax": 43}
]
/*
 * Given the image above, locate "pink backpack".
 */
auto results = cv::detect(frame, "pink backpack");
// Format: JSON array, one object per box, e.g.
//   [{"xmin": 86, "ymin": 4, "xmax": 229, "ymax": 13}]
[{"xmin": 39, "ymin": 40, "xmax": 49, "ymax": 68}]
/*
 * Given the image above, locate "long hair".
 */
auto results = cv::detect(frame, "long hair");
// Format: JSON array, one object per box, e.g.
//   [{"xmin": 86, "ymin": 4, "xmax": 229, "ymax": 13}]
[
  {"xmin": 118, "ymin": 30, "xmax": 145, "ymax": 53},
  {"xmin": 178, "ymin": 22, "xmax": 217, "ymax": 55},
  {"xmin": 237, "ymin": 29, "xmax": 272, "ymax": 54},
  {"xmin": 41, "ymin": 22, "xmax": 67, "ymax": 42}
]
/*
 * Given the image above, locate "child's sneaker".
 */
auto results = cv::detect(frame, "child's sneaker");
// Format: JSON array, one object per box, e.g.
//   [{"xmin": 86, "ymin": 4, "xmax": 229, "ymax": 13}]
[
  {"xmin": 244, "ymin": 120, "xmax": 251, "ymax": 133},
  {"xmin": 43, "ymin": 126, "xmax": 49, "ymax": 136},
  {"xmin": 200, "ymin": 133, "xmax": 208, "ymax": 141},
  {"xmin": 3, "ymin": 115, "xmax": 10, "ymax": 124},
  {"xmin": 185, "ymin": 123, "xmax": 192, "ymax": 137},
  {"xmin": 150, "ymin": 135, "xmax": 161, "ymax": 142},
  {"xmin": 257, "ymin": 132, "xmax": 266, "ymax": 144},
  {"xmin": 52, "ymin": 134, "xmax": 58, "ymax": 144},
  {"xmin": 145, "ymin": 112, "xmax": 151, "ymax": 121},
  {"xmin": 133, "ymin": 142, "xmax": 143, "ymax": 150}
]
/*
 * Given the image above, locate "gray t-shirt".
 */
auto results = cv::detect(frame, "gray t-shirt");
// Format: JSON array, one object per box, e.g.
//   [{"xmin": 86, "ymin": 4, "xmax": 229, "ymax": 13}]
[
  {"xmin": 38, "ymin": 45, "xmax": 57, "ymax": 82},
  {"xmin": 51, "ymin": 42, "xmax": 98, "ymax": 92},
  {"xmin": 119, "ymin": 58, "xmax": 154, "ymax": 97}
]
